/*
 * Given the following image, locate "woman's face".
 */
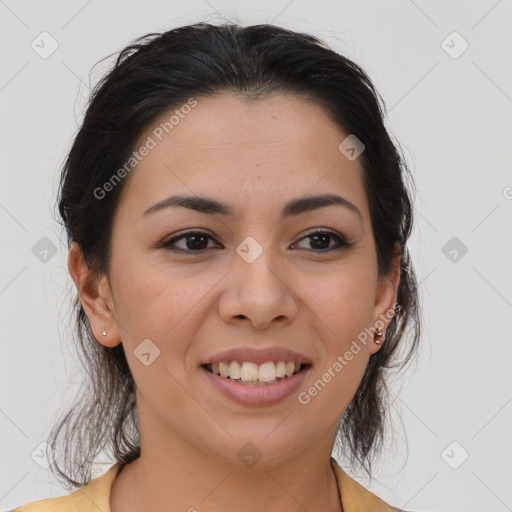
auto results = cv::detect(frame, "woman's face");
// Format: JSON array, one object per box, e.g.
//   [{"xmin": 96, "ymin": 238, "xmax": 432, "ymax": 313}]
[{"xmin": 73, "ymin": 92, "xmax": 400, "ymax": 466}]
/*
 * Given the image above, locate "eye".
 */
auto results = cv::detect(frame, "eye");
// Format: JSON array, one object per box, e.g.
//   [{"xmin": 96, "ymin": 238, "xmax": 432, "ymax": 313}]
[
  {"xmin": 160, "ymin": 228, "xmax": 353, "ymax": 254},
  {"xmin": 291, "ymin": 229, "xmax": 353, "ymax": 252},
  {"xmin": 161, "ymin": 230, "xmax": 220, "ymax": 252}
]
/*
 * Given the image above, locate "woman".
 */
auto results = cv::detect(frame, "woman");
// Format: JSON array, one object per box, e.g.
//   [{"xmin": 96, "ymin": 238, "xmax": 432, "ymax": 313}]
[{"xmin": 13, "ymin": 21, "xmax": 420, "ymax": 512}]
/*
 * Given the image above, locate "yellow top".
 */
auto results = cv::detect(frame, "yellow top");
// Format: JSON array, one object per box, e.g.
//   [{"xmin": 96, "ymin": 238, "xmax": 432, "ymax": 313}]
[{"xmin": 11, "ymin": 457, "xmax": 405, "ymax": 511}]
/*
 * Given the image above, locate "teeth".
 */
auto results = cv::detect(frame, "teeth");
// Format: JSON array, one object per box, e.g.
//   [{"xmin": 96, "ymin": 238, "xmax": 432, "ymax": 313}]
[
  {"xmin": 207, "ymin": 360, "xmax": 305, "ymax": 383},
  {"xmin": 258, "ymin": 362, "xmax": 277, "ymax": 382},
  {"xmin": 276, "ymin": 361, "xmax": 287, "ymax": 378},
  {"xmin": 228, "ymin": 360, "xmax": 241, "ymax": 380},
  {"xmin": 240, "ymin": 361, "xmax": 259, "ymax": 381},
  {"xmin": 219, "ymin": 362, "xmax": 230, "ymax": 378}
]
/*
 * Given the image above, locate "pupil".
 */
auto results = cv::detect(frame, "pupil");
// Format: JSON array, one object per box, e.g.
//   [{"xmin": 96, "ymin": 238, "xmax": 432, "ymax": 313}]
[
  {"xmin": 311, "ymin": 234, "xmax": 329, "ymax": 250},
  {"xmin": 187, "ymin": 234, "xmax": 207, "ymax": 250}
]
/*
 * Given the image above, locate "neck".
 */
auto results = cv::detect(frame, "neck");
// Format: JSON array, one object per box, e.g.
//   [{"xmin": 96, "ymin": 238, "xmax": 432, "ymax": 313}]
[
  {"xmin": 109, "ymin": 393, "xmax": 344, "ymax": 512},
  {"xmin": 110, "ymin": 427, "xmax": 343, "ymax": 512}
]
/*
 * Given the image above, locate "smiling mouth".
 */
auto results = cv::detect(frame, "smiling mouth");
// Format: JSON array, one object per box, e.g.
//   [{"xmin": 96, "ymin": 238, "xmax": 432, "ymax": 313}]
[{"xmin": 202, "ymin": 362, "xmax": 311, "ymax": 386}]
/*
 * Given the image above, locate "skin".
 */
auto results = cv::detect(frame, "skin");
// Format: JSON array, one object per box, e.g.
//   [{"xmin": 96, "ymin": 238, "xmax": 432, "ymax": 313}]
[{"xmin": 68, "ymin": 92, "xmax": 401, "ymax": 512}]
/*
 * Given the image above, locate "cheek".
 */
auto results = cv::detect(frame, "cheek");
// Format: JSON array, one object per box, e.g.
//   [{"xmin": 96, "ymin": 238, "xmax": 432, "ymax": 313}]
[
  {"xmin": 299, "ymin": 340, "xmax": 370, "ymax": 423},
  {"xmin": 309, "ymin": 268, "xmax": 376, "ymax": 337},
  {"xmin": 113, "ymin": 263, "xmax": 216, "ymax": 359},
  {"xmin": 308, "ymin": 269, "xmax": 376, "ymax": 404}
]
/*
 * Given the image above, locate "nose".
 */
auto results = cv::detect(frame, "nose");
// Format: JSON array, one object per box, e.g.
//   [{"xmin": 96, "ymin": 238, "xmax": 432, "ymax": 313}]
[{"xmin": 218, "ymin": 245, "xmax": 298, "ymax": 329}]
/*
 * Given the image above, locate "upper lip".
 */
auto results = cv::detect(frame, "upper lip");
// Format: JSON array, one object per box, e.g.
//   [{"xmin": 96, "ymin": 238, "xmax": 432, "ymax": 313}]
[{"xmin": 200, "ymin": 346, "xmax": 312, "ymax": 366}]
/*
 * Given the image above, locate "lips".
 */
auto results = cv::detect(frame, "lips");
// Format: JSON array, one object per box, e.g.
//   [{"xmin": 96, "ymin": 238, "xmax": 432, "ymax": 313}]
[
  {"xmin": 200, "ymin": 363, "xmax": 311, "ymax": 406},
  {"xmin": 200, "ymin": 346, "xmax": 312, "ymax": 367},
  {"xmin": 198, "ymin": 345, "xmax": 313, "ymax": 405}
]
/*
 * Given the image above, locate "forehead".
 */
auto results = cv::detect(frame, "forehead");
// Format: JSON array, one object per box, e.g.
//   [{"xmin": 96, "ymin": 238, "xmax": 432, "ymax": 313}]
[
  {"xmin": 146, "ymin": 92, "xmax": 345, "ymax": 153},
  {"xmin": 116, "ymin": 92, "xmax": 369, "ymax": 222}
]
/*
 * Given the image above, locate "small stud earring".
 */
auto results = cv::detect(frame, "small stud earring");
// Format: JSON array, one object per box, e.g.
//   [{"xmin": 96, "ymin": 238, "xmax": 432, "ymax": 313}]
[
  {"xmin": 102, "ymin": 330, "xmax": 107, "ymax": 336},
  {"xmin": 375, "ymin": 327, "xmax": 384, "ymax": 345}
]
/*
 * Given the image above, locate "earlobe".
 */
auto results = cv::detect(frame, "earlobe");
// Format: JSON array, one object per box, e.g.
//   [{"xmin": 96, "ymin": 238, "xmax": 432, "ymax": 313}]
[
  {"xmin": 371, "ymin": 242, "xmax": 402, "ymax": 352},
  {"xmin": 67, "ymin": 242, "xmax": 121, "ymax": 347}
]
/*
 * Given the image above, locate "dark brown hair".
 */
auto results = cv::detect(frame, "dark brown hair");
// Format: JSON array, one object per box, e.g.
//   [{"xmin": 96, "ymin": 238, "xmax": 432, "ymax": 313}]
[{"xmin": 49, "ymin": 21, "xmax": 421, "ymax": 488}]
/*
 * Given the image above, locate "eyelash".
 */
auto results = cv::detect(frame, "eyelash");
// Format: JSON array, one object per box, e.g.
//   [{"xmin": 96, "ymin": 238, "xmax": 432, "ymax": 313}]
[{"xmin": 160, "ymin": 228, "xmax": 353, "ymax": 253}]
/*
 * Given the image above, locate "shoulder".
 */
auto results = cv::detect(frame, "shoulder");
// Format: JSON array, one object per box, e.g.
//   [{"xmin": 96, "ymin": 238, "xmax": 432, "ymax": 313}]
[
  {"xmin": 330, "ymin": 457, "xmax": 410, "ymax": 512},
  {"xmin": 10, "ymin": 463, "xmax": 122, "ymax": 512}
]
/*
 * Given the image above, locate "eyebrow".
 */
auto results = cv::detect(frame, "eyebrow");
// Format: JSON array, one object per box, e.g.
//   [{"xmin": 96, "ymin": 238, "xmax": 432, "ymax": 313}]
[{"xmin": 141, "ymin": 193, "xmax": 363, "ymax": 225}]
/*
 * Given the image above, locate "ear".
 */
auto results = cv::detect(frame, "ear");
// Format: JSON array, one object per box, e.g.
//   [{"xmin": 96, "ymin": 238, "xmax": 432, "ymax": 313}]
[
  {"xmin": 369, "ymin": 242, "xmax": 401, "ymax": 355},
  {"xmin": 67, "ymin": 242, "xmax": 121, "ymax": 348}
]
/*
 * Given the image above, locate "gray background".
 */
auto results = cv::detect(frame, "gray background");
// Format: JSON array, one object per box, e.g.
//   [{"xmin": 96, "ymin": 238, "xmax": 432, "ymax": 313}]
[{"xmin": 1, "ymin": 1, "xmax": 511, "ymax": 511}]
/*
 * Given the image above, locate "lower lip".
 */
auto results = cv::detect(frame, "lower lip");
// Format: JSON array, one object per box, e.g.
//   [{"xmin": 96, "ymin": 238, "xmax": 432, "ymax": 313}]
[{"xmin": 199, "ymin": 365, "xmax": 311, "ymax": 406}]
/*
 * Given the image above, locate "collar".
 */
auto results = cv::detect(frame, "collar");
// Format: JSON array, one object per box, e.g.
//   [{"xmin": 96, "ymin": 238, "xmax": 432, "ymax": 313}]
[
  {"xmin": 330, "ymin": 457, "xmax": 403, "ymax": 511},
  {"xmin": 14, "ymin": 458, "xmax": 403, "ymax": 511}
]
